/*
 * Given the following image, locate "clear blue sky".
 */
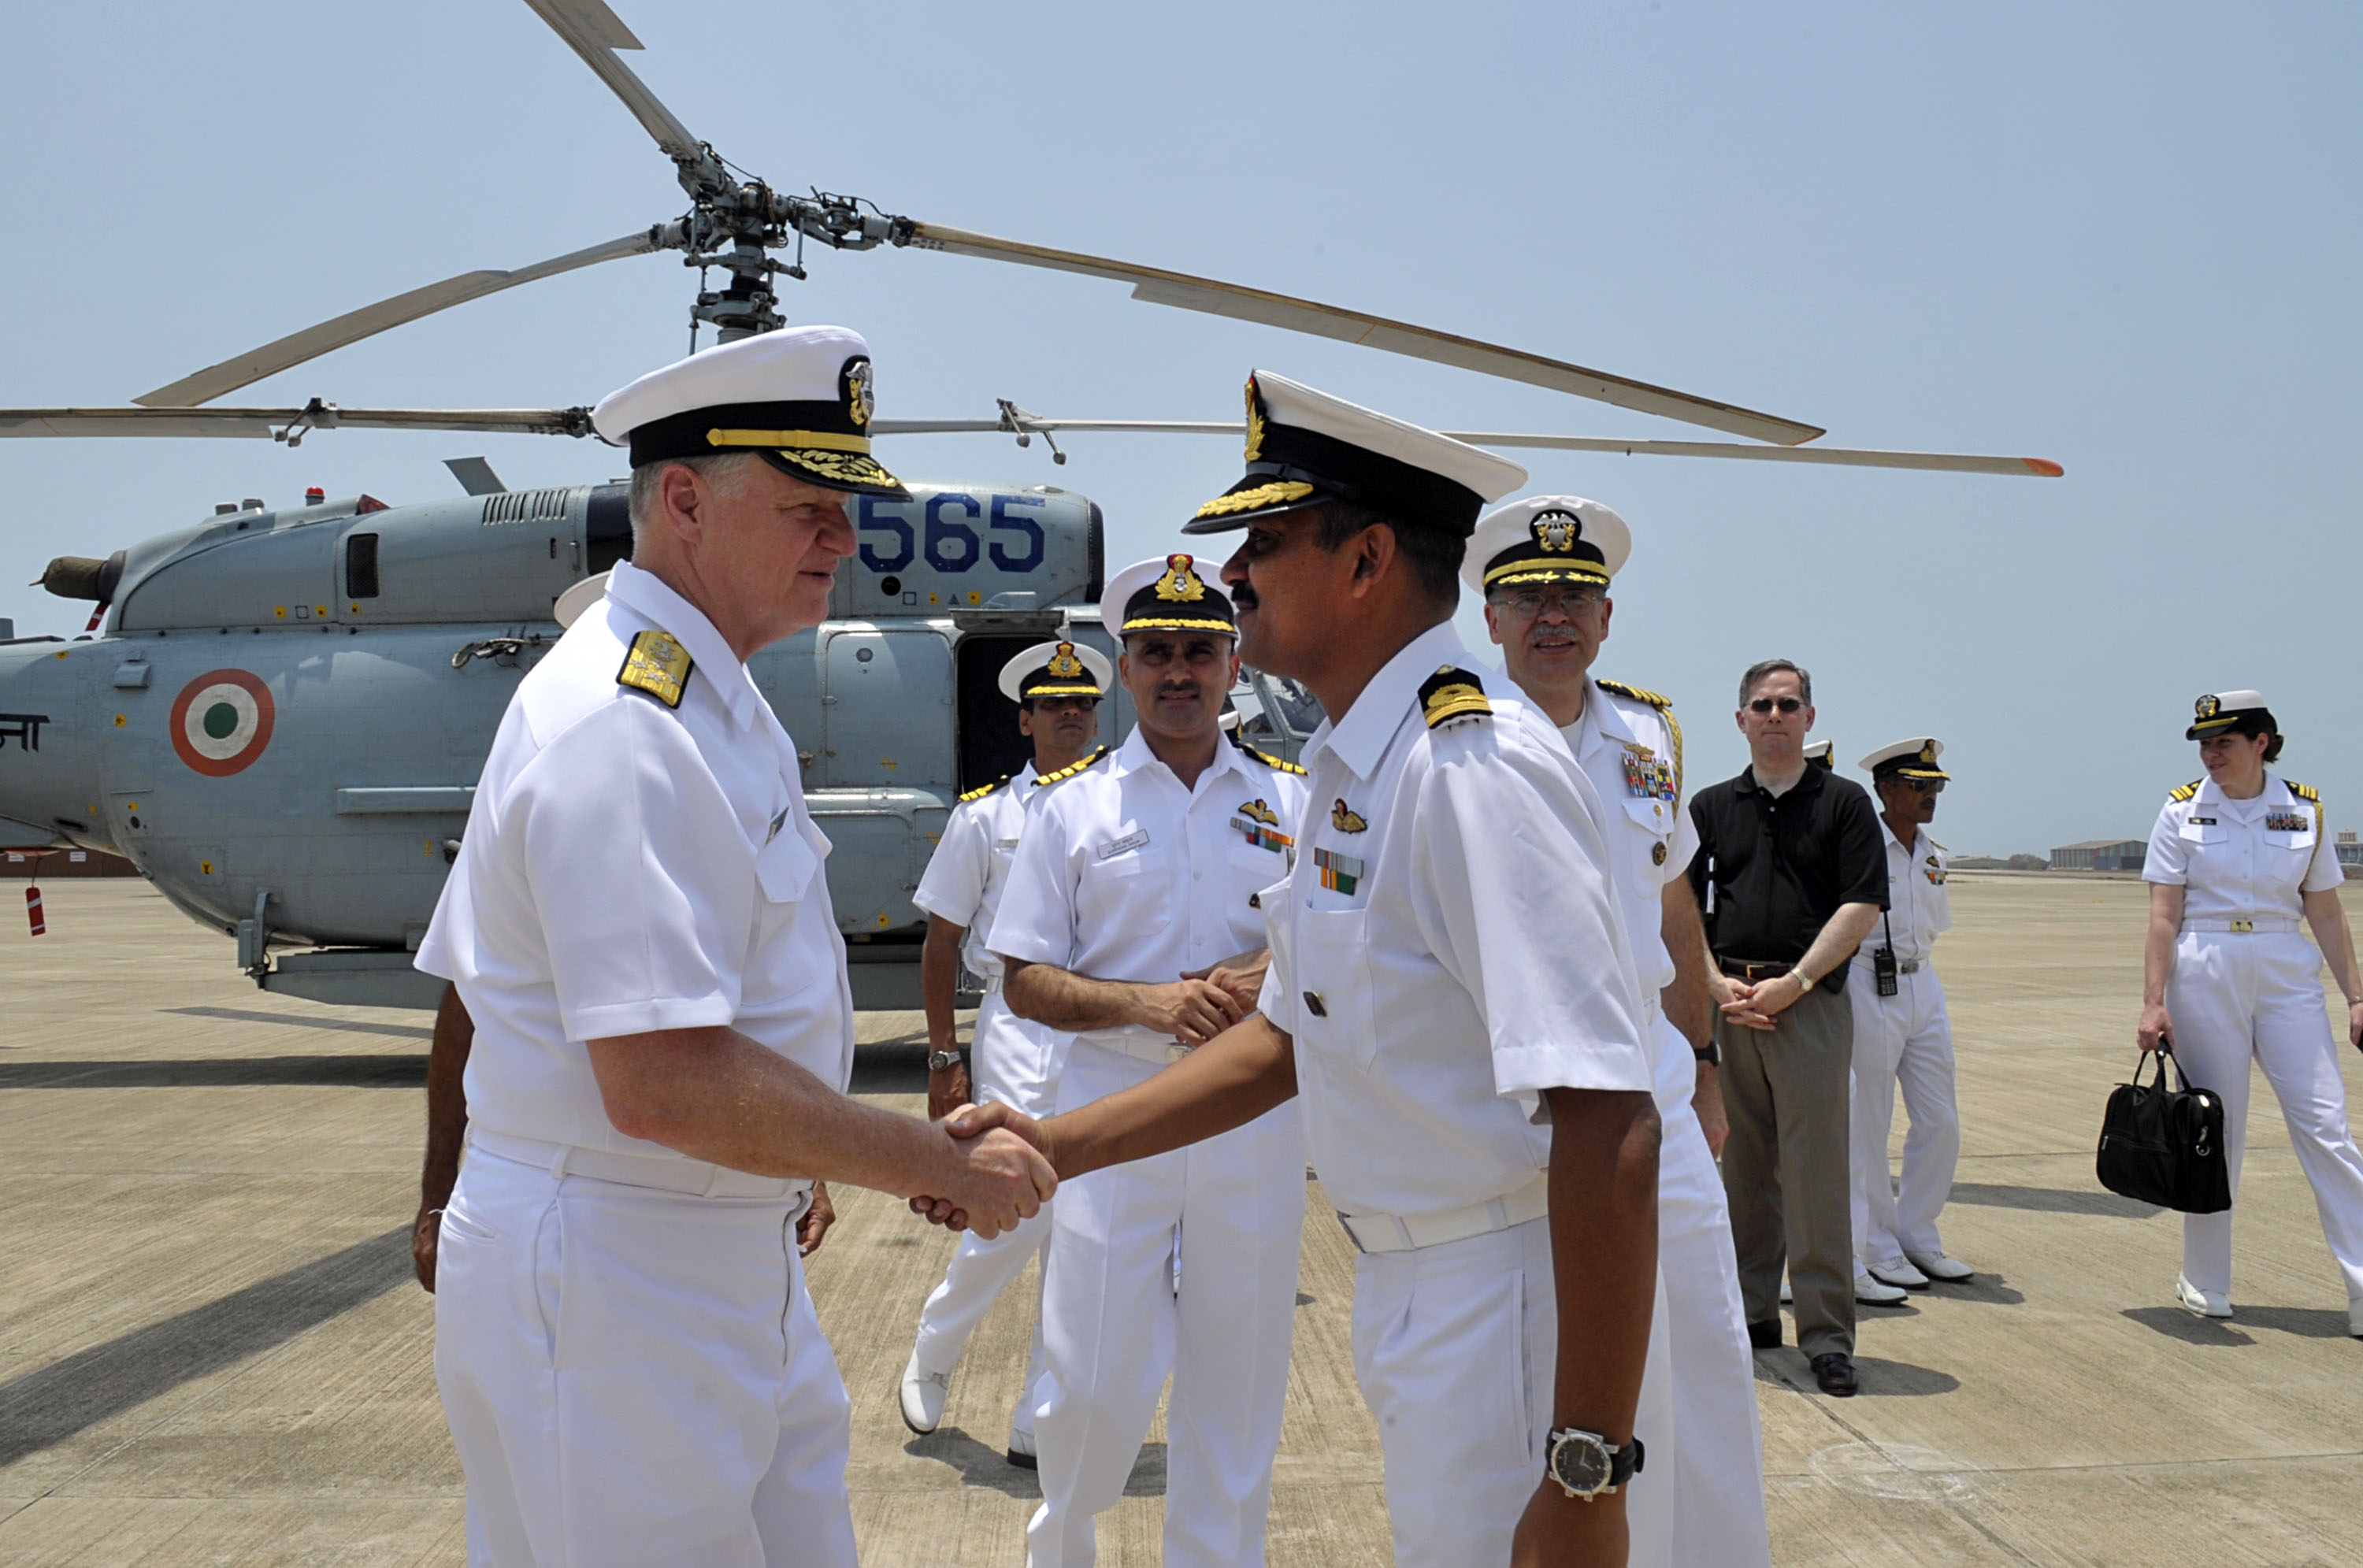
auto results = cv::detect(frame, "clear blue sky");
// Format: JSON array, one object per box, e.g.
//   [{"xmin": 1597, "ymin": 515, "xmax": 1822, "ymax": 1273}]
[{"xmin": 2, "ymin": 1, "xmax": 2355, "ymax": 855}]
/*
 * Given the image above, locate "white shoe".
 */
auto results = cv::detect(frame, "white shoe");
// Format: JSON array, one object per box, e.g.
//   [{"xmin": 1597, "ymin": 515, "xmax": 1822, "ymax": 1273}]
[
  {"xmin": 1855, "ymin": 1270, "xmax": 1909, "ymax": 1306},
  {"xmin": 2175, "ymin": 1273, "xmax": 2232, "ymax": 1320},
  {"xmin": 1906, "ymin": 1250, "xmax": 1975, "ymax": 1283},
  {"xmin": 1006, "ymin": 1424, "xmax": 1038, "ymax": 1470},
  {"xmin": 899, "ymin": 1353, "xmax": 949, "ymax": 1434},
  {"xmin": 1867, "ymin": 1256, "xmax": 1931, "ymax": 1290}
]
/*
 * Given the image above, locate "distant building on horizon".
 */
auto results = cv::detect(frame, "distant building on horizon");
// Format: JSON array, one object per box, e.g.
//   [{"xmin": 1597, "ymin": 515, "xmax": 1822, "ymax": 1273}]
[
  {"xmin": 2052, "ymin": 840, "xmax": 2148, "ymax": 873},
  {"xmin": 2339, "ymin": 829, "xmax": 2361, "ymax": 880}
]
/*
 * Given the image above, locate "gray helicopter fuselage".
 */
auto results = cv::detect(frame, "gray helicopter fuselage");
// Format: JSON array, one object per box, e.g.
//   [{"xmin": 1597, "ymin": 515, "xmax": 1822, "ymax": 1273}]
[{"xmin": 0, "ymin": 474, "xmax": 1233, "ymax": 1008}]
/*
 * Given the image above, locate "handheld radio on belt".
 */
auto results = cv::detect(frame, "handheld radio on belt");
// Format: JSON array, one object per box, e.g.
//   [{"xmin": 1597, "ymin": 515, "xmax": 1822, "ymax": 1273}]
[{"xmin": 1872, "ymin": 907, "xmax": 1898, "ymax": 996}]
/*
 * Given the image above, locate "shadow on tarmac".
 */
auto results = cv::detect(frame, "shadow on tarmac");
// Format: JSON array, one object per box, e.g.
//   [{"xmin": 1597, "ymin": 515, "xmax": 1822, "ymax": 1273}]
[
  {"xmin": 1950, "ymin": 1182, "xmax": 2164, "ymax": 1221},
  {"xmin": 165, "ymin": 1006, "xmax": 434, "ymax": 1041},
  {"xmin": 0, "ymin": 1056, "xmax": 426, "ymax": 1089},
  {"xmin": 0, "ymin": 1225, "xmax": 414, "ymax": 1466}
]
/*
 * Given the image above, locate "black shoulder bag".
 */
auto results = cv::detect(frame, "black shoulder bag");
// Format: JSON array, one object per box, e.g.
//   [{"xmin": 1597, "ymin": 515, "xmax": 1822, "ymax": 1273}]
[{"xmin": 2095, "ymin": 1038, "xmax": 2231, "ymax": 1214}]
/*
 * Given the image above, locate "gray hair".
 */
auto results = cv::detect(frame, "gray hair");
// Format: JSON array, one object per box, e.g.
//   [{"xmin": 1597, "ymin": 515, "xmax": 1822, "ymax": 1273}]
[
  {"xmin": 625, "ymin": 452, "xmax": 760, "ymax": 537},
  {"xmin": 1738, "ymin": 658, "xmax": 1812, "ymax": 707}
]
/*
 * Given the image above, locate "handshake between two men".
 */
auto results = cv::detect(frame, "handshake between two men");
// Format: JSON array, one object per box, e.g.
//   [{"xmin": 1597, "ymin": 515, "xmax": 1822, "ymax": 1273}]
[{"xmin": 909, "ymin": 947, "xmax": 1278, "ymax": 1233}]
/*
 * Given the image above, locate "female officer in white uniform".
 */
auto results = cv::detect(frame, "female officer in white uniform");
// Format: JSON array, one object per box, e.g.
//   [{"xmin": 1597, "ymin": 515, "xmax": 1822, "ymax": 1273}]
[{"xmin": 2138, "ymin": 690, "xmax": 2363, "ymax": 1331}]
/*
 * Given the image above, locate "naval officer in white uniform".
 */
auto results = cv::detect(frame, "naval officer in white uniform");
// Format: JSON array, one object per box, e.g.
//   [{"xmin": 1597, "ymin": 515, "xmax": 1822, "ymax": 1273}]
[
  {"xmin": 2138, "ymin": 691, "xmax": 2363, "ymax": 1331},
  {"xmin": 988, "ymin": 552, "xmax": 1311, "ymax": 1567},
  {"xmin": 417, "ymin": 326, "xmax": 1054, "ymax": 1567},
  {"xmin": 1849, "ymin": 738, "xmax": 1975, "ymax": 1292},
  {"xmin": 937, "ymin": 373, "xmax": 1667, "ymax": 1566},
  {"xmin": 1470, "ymin": 495, "xmax": 1770, "ymax": 1568},
  {"xmin": 899, "ymin": 638, "xmax": 1111, "ymax": 1464}
]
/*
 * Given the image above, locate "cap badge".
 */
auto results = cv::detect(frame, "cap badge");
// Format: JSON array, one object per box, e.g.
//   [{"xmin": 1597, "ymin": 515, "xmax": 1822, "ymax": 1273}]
[
  {"xmin": 1153, "ymin": 553, "xmax": 1207, "ymax": 602},
  {"xmin": 1920, "ymin": 742, "xmax": 1938, "ymax": 765},
  {"xmin": 843, "ymin": 358, "xmax": 874, "ymax": 428},
  {"xmin": 1533, "ymin": 510, "xmax": 1582, "ymax": 553},
  {"xmin": 1243, "ymin": 376, "xmax": 1267, "ymax": 463},
  {"xmin": 1045, "ymin": 643, "xmax": 1085, "ymax": 679},
  {"xmin": 2195, "ymin": 694, "xmax": 2220, "ymax": 721},
  {"xmin": 1330, "ymin": 798, "xmax": 1368, "ymax": 833}
]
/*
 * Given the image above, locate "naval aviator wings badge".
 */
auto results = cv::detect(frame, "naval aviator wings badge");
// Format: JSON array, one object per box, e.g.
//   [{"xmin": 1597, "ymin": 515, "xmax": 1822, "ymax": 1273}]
[{"xmin": 1232, "ymin": 798, "xmax": 1293, "ymax": 852}]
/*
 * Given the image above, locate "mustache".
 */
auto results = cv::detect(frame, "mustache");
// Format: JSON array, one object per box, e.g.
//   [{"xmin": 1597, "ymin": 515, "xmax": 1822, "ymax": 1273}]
[
  {"xmin": 1153, "ymin": 682, "xmax": 1203, "ymax": 699},
  {"xmin": 1228, "ymin": 582, "xmax": 1259, "ymax": 610}
]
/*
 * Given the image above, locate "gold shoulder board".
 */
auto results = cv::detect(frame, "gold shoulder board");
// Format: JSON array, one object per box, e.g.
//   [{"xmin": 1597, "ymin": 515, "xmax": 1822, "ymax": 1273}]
[
  {"xmin": 1230, "ymin": 732, "xmax": 1308, "ymax": 775},
  {"xmin": 1419, "ymin": 665, "xmax": 1492, "ymax": 731},
  {"xmin": 2168, "ymin": 779, "xmax": 2201, "ymax": 803},
  {"xmin": 1596, "ymin": 679, "xmax": 1671, "ymax": 710},
  {"xmin": 958, "ymin": 775, "xmax": 1011, "ymax": 803},
  {"xmin": 2289, "ymin": 780, "xmax": 2319, "ymax": 803},
  {"xmin": 1031, "ymin": 745, "xmax": 1112, "ymax": 788},
  {"xmin": 618, "ymin": 629, "xmax": 693, "ymax": 709}
]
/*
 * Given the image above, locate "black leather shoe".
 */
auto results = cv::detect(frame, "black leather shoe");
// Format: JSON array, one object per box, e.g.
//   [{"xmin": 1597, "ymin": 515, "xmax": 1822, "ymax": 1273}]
[
  {"xmin": 1810, "ymin": 1352, "xmax": 1858, "ymax": 1396},
  {"xmin": 1746, "ymin": 1319, "xmax": 1782, "ymax": 1351}
]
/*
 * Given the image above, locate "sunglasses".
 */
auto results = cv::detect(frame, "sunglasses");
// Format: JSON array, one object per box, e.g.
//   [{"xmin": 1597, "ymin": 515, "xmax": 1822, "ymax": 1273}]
[
  {"xmin": 1747, "ymin": 697, "xmax": 1805, "ymax": 714},
  {"xmin": 1901, "ymin": 778, "xmax": 1946, "ymax": 795}
]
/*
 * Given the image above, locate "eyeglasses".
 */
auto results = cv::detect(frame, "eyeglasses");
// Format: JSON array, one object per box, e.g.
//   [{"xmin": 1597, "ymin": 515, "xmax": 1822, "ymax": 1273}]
[
  {"xmin": 1489, "ymin": 587, "xmax": 1603, "ymax": 618},
  {"xmin": 1901, "ymin": 778, "xmax": 1946, "ymax": 795},
  {"xmin": 1747, "ymin": 697, "xmax": 1805, "ymax": 714}
]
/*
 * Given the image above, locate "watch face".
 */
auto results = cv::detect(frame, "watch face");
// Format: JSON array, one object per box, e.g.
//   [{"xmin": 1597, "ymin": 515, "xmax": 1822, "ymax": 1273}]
[{"xmin": 1549, "ymin": 1431, "xmax": 1614, "ymax": 1496}]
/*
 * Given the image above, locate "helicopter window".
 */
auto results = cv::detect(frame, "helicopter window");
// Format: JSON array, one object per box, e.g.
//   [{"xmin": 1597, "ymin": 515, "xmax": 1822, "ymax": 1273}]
[
  {"xmin": 345, "ymin": 533, "xmax": 380, "ymax": 599},
  {"xmin": 1247, "ymin": 669, "xmax": 1326, "ymax": 739}
]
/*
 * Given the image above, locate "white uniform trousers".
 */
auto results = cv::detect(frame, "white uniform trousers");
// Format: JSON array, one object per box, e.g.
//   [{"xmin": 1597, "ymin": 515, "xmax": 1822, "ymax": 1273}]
[
  {"xmin": 2166, "ymin": 929, "xmax": 2363, "ymax": 1304},
  {"xmin": 1649, "ymin": 1014, "xmax": 1772, "ymax": 1568},
  {"xmin": 1350, "ymin": 1214, "xmax": 1675, "ymax": 1567},
  {"xmin": 435, "ymin": 1143, "xmax": 855, "ymax": 1568},
  {"xmin": 912, "ymin": 991, "xmax": 1069, "ymax": 1438},
  {"xmin": 1028, "ymin": 1040, "xmax": 1307, "ymax": 1567},
  {"xmin": 1847, "ymin": 964, "xmax": 1961, "ymax": 1264}
]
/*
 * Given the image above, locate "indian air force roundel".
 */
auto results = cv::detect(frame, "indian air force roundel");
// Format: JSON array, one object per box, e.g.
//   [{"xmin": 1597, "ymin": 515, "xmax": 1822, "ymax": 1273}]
[{"xmin": 170, "ymin": 669, "xmax": 276, "ymax": 777}]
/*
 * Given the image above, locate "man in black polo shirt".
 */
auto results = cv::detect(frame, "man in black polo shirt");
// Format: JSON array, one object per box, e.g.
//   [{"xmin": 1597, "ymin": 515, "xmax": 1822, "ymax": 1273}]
[{"xmin": 1687, "ymin": 659, "xmax": 1886, "ymax": 1396}]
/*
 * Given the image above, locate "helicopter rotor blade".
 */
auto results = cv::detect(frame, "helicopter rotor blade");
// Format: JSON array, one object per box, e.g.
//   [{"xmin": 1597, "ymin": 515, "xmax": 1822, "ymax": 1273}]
[
  {"xmin": 518, "ymin": 0, "xmax": 703, "ymax": 163},
  {"xmin": 0, "ymin": 406, "xmax": 595, "ymax": 439},
  {"xmin": 132, "ymin": 228, "xmax": 677, "ymax": 408},
  {"xmin": 874, "ymin": 414, "xmax": 2060, "ymax": 477},
  {"xmin": 896, "ymin": 222, "xmax": 1825, "ymax": 447}
]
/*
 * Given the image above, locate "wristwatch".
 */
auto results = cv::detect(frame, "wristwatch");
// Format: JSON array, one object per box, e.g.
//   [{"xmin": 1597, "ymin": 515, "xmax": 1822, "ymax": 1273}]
[
  {"xmin": 1692, "ymin": 1040, "xmax": 1721, "ymax": 1067},
  {"xmin": 1792, "ymin": 967, "xmax": 1816, "ymax": 993},
  {"xmin": 926, "ymin": 1049, "xmax": 968, "ymax": 1073},
  {"xmin": 1545, "ymin": 1427, "xmax": 1645, "ymax": 1500}
]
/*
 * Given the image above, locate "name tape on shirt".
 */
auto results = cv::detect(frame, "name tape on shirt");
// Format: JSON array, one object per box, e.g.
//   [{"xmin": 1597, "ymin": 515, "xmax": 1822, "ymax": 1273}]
[{"xmin": 1098, "ymin": 828, "xmax": 1152, "ymax": 860}]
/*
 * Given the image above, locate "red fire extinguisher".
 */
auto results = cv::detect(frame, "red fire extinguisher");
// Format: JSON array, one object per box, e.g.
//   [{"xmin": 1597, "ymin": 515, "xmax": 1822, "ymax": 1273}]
[{"xmin": 25, "ymin": 881, "xmax": 44, "ymax": 936}]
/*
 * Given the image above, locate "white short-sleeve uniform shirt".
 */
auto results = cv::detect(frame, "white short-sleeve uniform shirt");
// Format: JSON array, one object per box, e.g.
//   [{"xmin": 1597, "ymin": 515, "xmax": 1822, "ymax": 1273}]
[
  {"xmin": 1558, "ymin": 680, "xmax": 1701, "ymax": 1109},
  {"xmin": 1260, "ymin": 624, "xmax": 1654, "ymax": 1221},
  {"xmin": 988, "ymin": 729, "xmax": 1308, "ymax": 1051},
  {"xmin": 1855, "ymin": 817, "xmax": 1951, "ymax": 965},
  {"xmin": 913, "ymin": 764, "xmax": 1040, "ymax": 979},
  {"xmin": 417, "ymin": 558, "xmax": 854, "ymax": 1157},
  {"xmin": 2143, "ymin": 773, "xmax": 2343, "ymax": 917}
]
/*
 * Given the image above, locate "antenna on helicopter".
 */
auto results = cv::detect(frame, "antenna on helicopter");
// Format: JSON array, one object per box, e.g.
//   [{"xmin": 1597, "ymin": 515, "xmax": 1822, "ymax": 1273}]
[{"xmin": 996, "ymin": 401, "xmax": 1067, "ymax": 466}]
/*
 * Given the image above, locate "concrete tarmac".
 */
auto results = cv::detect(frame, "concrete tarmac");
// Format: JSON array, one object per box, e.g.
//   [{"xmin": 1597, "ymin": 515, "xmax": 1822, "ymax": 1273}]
[{"xmin": 4, "ymin": 875, "xmax": 2362, "ymax": 1564}]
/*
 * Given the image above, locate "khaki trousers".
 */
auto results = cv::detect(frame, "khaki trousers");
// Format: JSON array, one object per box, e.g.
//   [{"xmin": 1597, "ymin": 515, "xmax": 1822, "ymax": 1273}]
[{"xmin": 1717, "ymin": 980, "xmax": 1857, "ymax": 1359}]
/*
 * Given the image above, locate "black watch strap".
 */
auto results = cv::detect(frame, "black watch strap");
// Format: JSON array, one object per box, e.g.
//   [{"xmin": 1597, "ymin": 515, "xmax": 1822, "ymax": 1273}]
[{"xmin": 1692, "ymin": 1040, "xmax": 1721, "ymax": 1067}]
